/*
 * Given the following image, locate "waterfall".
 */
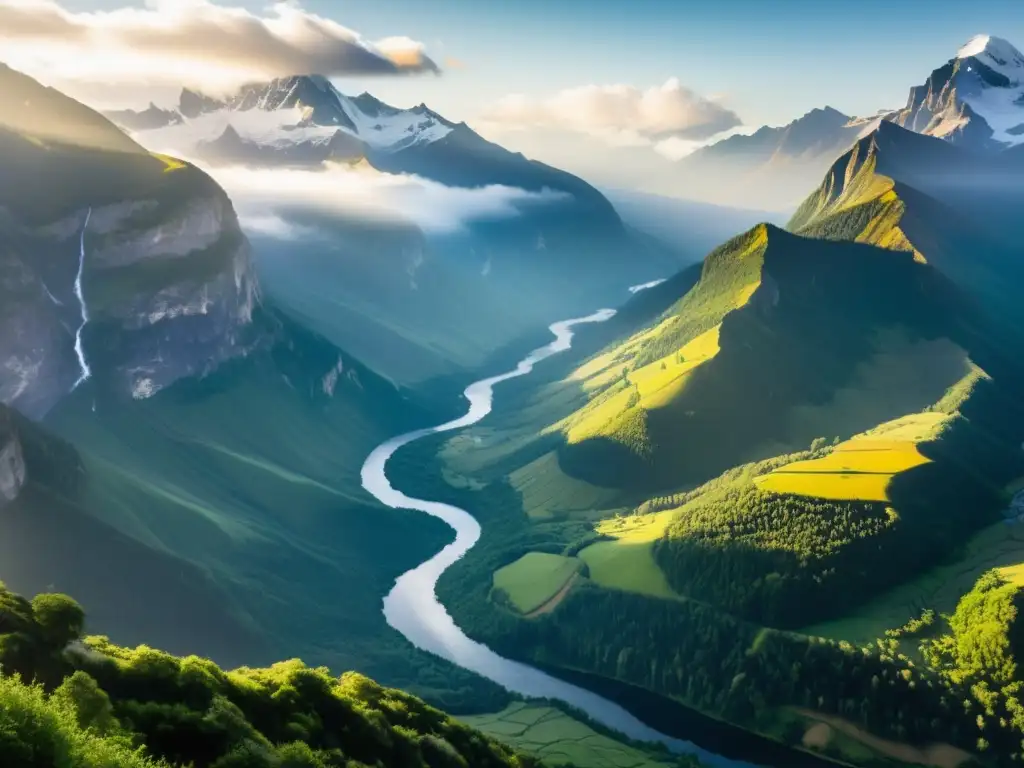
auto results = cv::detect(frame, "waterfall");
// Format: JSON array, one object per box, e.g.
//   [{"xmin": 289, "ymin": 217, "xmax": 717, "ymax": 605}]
[{"xmin": 71, "ymin": 208, "xmax": 93, "ymax": 391}]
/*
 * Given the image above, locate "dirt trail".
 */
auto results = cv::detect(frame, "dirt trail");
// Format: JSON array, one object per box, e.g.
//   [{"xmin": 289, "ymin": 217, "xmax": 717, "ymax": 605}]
[
  {"xmin": 526, "ymin": 573, "xmax": 581, "ymax": 618},
  {"xmin": 796, "ymin": 709, "xmax": 972, "ymax": 768}
]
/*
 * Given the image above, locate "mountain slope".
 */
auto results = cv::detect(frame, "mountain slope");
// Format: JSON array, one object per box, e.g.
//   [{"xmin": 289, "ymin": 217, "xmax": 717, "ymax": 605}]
[
  {"xmin": 409, "ymin": 149, "xmax": 1024, "ymax": 768},
  {"xmin": 0, "ymin": 64, "xmax": 143, "ymax": 155},
  {"xmin": 671, "ymin": 107, "xmax": 863, "ymax": 210},
  {"xmin": 110, "ymin": 76, "xmax": 685, "ymax": 386},
  {"xmin": 788, "ymin": 120, "xmax": 1024, "ymax": 324},
  {"xmin": 408, "ymin": 74, "xmax": 1024, "ymax": 762}
]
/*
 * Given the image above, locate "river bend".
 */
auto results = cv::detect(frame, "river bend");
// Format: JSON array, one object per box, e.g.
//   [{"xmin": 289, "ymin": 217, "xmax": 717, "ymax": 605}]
[{"xmin": 360, "ymin": 306, "xmax": 751, "ymax": 767}]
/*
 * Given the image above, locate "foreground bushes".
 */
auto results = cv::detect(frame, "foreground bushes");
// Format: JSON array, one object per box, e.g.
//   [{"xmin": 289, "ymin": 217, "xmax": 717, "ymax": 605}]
[{"xmin": 0, "ymin": 582, "xmax": 540, "ymax": 768}]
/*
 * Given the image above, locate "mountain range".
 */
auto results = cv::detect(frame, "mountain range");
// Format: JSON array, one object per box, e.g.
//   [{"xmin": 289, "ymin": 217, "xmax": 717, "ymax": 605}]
[
  {"xmin": 410, "ymin": 36, "xmax": 1024, "ymax": 768},
  {"xmin": 671, "ymin": 34, "xmax": 1024, "ymax": 211},
  {"xmin": 106, "ymin": 75, "xmax": 685, "ymax": 385},
  {"xmin": 4, "ymin": 30, "xmax": 1024, "ymax": 768}
]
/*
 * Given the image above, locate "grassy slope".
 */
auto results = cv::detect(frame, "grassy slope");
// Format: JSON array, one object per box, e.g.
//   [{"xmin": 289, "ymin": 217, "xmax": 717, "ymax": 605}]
[
  {"xmin": 788, "ymin": 121, "xmax": 1024, "ymax": 329},
  {"xmin": 448, "ymin": 217, "xmax": 979, "ymax": 505}
]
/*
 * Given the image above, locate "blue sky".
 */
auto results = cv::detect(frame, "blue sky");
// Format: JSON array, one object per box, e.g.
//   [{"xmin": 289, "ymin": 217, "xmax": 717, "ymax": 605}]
[{"xmin": 64, "ymin": 0, "xmax": 1024, "ymax": 127}]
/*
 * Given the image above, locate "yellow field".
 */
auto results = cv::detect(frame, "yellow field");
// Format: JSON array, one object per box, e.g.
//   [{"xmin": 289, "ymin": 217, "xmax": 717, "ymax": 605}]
[
  {"xmin": 774, "ymin": 446, "xmax": 930, "ymax": 475},
  {"xmin": 492, "ymin": 553, "xmax": 583, "ymax": 614},
  {"xmin": 755, "ymin": 472, "xmax": 894, "ymax": 502},
  {"xmin": 857, "ymin": 411, "xmax": 950, "ymax": 442},
  {"xmin": 997, "ymin": 562, "xmax": 1024, "ymax": 587},
  {"xmin": 754, "ymin": 413, "xmax": 945, "ymax": 502}
]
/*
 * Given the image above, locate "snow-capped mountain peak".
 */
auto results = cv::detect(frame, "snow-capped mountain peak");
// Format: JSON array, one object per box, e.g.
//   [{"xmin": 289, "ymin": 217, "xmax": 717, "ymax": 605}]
[
  {"xmin": 860, "ymin": 34, "xmax": 1024, "ymax": 150},
  {"xmin": 107, "ymin": 75, "xmax": 455, "ymax": 164},
  {"xmin": 957, "ymin": 34, "xmax": 1024, "ymax": 82},
  {"xmin": 954, "ymin": 34, "xmax": 1019, "ymax": 70}
]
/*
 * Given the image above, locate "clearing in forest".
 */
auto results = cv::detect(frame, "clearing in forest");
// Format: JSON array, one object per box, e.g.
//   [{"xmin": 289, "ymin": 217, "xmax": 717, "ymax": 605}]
[
  {"xmin": 493, "ymin": 552, "xmax": 583, "ymax": 614},
  {"xmin": 577, "ymin": 511, "xmax": 679, "ymax": 600}
]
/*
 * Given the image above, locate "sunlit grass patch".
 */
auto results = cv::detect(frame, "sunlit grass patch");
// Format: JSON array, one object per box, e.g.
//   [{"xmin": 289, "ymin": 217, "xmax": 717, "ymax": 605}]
[
  {"xmin": 754, "ymin": 472, "xmax": 894, "ymax": 502},
  {"xmin": 773, "ymin": 446, "xmax": 930, "ymax": 475},
  {"xmin": 153, "ymin": 152, "xmax": 187, "ymax": 172},
  {"xmin": 564, "ymin": 385, "xmax": 637, "ymax": 445},
  {"xmin": 562, "ymin": 325, "xmax": 722, "ymax": 447},
  {"xmin": 629, "ymin": 326, "xmax": 720, "ymax": 403},
  {"xmin": 997, "ymin": 562, "xmax": 1024, "ymax": 587},
  {"xmin": 578, "ymin": 511, "xmax": 680, "ymax": 599},
  {"xmin": 594, "ymin": 510, "xmax": 676, "ymax": 543},
  {"xmin": 492, "ymin": 552, "xmax": 583, "ymax": 614},
  {"xmin": 578, "ymin": 539, "xmax": 677, "ymax": 599}
]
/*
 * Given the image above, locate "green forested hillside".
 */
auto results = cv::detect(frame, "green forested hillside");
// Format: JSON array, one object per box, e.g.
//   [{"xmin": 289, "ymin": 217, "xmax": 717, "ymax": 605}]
[
  {"xmin": 442, "ymin": 218, "xmax": 988, "ymax": 501},
  {"xmin": 654, "ymin": 368, "xmax": 1024, "ymax": 628},
  {"xmin": 400, "ymin": 121, "xmax": 1024, "ymax": 768},
  {"xmin": 1, "ymin": 311, "xmax": 502, "ymax": 712},
  {"xmin": 0, "ymin": 583, "xmax": 540, "ymax": 768}
]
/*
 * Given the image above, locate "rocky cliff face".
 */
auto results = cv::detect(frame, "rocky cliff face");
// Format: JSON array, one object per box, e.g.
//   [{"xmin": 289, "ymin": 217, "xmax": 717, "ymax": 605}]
[{"xmin": 0, "ymin": 167, "xmax": 261, "ymax": 417}]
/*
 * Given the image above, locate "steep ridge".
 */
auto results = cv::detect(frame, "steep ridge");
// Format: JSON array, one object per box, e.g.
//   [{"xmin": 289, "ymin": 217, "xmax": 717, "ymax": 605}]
[
  {"xmin": 789, "ymin": 120, "xmax": 1024, "ymax": 324},
  {"xmin": 0, "ymin": 69, "xmax": 260, "ymax": 418},
  {"xmin": 488, "ymin": 221, "xmax": 981, "ymax": 492}
]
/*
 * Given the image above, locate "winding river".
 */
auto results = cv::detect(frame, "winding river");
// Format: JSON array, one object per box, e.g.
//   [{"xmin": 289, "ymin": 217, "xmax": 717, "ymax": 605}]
[{"xmin": 360, "ymin": 304, "xmax": 756, "ymax": 767}]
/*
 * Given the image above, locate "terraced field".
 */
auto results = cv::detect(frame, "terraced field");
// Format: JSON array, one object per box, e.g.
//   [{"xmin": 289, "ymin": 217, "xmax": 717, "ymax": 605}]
[
  {"xmin": 461, "ymin": 703, "xmax": 678, "ymax": 768},
  {"xmin": 493, "ymin": 553, "xmax": 584, "ymax": 614}
]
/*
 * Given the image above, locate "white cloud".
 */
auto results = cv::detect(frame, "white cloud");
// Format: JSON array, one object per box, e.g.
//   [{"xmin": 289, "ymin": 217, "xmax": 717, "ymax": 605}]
[
  {"xmin": 212, "ymin": 162, "xmax": 570, "ymax": 237},
  {"xmin": 480, "ymin": 79, "xmax": 742, "ymax": 149},
  {"xmin": 653, "ymin": 125, "xmax": 760, "ymax": 160},
  {"xmin": 0, "ymin": 0, "xmax": 438, "ymax": 95}
]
